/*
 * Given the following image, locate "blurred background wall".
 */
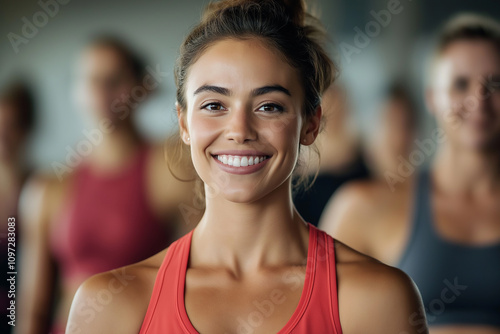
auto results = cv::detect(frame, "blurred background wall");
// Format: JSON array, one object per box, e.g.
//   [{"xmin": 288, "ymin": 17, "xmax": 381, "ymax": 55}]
[{"xmin": 1, "ymin": 0, "xmax": 499, "ymax": 171}]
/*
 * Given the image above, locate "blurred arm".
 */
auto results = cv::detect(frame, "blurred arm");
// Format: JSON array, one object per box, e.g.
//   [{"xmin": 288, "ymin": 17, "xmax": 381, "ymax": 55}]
[{"xmin": 15, "ymin": 176, "xmax": 57, "ymax": 334}]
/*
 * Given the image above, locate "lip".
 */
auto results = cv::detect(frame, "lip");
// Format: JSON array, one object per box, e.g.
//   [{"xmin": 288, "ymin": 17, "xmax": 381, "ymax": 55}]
[{"xmin": 211, "ymin": 151, "xmax": 272, "ymax": 175}]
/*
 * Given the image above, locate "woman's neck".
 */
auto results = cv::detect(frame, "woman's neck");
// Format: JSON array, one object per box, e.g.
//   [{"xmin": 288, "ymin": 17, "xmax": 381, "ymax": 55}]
[
  {"xmin": 191, "ymin": 179, "xmax": 309, "ymax": 277},
  {"xmin": 433, "ymin": 143, "xmax": 500, "ymax": 196},
  {"xmin": 86, "ymin": 119, "xmax": 144, "ymax": 171}
]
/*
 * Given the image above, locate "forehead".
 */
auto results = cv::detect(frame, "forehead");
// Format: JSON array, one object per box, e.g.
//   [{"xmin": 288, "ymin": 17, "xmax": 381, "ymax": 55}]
[
  {"xmin": 79, "ymin": 45, "xmax": 128, "ymax": 74},
  {"xmin": 185, "ymin": 38, "xmax": 302, "ymax": 96},
  {"xmin": 435, "ymin": 39, "xmax": 500, "ymax": 81}
]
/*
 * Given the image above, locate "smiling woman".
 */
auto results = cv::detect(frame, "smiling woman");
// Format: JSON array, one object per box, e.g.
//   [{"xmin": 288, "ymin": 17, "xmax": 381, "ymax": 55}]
[{"xmin": 66, "ymin": 1, "xmax": 428, "ymax": 333}]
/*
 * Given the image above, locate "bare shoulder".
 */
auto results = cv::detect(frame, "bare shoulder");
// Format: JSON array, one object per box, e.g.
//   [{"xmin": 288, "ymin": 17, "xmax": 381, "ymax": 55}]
[
  {"xmin": 334, "ymin": 240, "xmax": 428, "ymax": 334},
  {"xmin": 66, "ymin": 248, "xmax": 168, "ymax": 334},
  {"xmin": 320, "ymin": 180, "xmax": 382, "ymax": 225},
  {"xmin": 319, "ymin": 180, "xmax": 385, "ymax": 251},
  {"xmin": 325, "ymin": 178, "xmax": 392, "ymax": 217},
  {"xmin": 21, "ymin": 171, "xmax": 67, "ymax": 206},
  {"xmin": 19, "ymin": 171, "xmax": 73, "ymax": 231}
]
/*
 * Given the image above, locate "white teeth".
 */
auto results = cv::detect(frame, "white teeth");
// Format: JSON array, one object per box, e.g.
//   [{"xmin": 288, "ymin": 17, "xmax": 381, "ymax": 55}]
[{"xmin": 215, "ymin": 155, "xmax": 268, "ymax": 167}]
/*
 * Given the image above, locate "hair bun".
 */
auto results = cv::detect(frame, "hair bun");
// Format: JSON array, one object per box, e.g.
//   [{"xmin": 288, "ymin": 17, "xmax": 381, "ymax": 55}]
[
  {"xmin": 202, "ymin": 0, "xmax": 308, "ymax": 27},
  {"xmin": 281, "ymin": 0, "xmax": 307, "ymax": 27}
]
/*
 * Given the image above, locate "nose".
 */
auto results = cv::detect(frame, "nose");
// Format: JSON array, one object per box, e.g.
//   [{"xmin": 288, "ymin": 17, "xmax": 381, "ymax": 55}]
[{"xmin": 225, "ymin": 107, "xmax": 257, "ymax": 143}]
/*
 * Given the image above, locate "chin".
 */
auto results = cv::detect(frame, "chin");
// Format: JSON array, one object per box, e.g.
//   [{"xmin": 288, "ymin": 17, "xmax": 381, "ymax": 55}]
[{"xmin": 217, "ymin": 186, "xmax": 267, "ymax": 204}]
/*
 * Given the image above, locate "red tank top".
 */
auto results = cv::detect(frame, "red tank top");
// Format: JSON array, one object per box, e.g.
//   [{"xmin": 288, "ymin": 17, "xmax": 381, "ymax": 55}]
[
  {"xmin": 139, "ymin": 223, "xmax": 343, "ymax": 334},
  {"xmin": 50, "ymin": 145, "xmax": 170, "ymax": 283}
]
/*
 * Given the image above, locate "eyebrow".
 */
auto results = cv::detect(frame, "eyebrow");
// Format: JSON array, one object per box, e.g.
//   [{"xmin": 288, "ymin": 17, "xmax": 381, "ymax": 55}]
[
  {"xmin": 252, "ymin": 85, "xmax": 291, "ymax": 96},
  {"xmin": 193, "ymin": 84, "xmax": 291, "ymax": 97},
  {"xmin": 193, "ymin": 85, "xmax": 230, "ymax": 96}
]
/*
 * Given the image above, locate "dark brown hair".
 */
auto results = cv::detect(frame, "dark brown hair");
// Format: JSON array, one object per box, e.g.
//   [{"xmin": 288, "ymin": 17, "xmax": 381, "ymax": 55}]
[
  {"xmin": 86, "ymin": 34, "xmax": 147, "ymax": 83},
  {"xmin": 0, "ymin": 80, "xmax": 36, "ymax": 133}
]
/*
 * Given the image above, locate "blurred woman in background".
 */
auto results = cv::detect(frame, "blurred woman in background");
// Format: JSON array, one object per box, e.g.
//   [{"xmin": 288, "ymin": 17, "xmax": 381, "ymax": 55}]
[
  {"xmin": 0, "ymin": 79, "xmax": 36, "ymax": 334},
  {"xmin": 366, "ymin": 82, "xmax": 419, "ymax": 182},
  {"xmin": 16, "ymin": 36, "xmax": 200, "ymax": 334},
  {"xmin": 321, "ymin": 13, "xmax": 500, "ymax": 333},
  {"xmin": 293, "ymin": 84, "xmax": 369, "ymax": 226}
]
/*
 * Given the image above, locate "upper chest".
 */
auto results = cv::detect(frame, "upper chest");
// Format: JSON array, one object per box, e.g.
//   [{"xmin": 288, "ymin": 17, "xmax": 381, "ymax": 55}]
[
  {"xmin": 432, "ymin": 192, "xmax": 500, "ymax": 245},
  {"xmin": 184, "ymin": 267, "xmax": 306, "ymax": 334}
]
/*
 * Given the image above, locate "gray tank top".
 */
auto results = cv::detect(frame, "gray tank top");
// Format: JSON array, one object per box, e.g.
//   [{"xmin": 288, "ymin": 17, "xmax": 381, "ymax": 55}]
[{"xmin": 397, "ymin": 170, "xmax": 500, "ymax": 327}]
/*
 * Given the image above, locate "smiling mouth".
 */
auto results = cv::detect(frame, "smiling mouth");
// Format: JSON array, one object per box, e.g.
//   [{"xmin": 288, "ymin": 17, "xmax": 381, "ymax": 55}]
[{"xmin": 212, "ymin": 154, "xmax": 271, "ymax": 167}]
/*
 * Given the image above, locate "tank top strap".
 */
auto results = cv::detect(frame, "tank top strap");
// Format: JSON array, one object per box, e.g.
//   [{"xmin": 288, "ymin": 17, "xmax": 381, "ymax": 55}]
[
  {"xmin": 139, "ymin": 229, "xmax": 194, "ymax": 334},
  {"xmin": 397, "ymin": 169, "xmax": 434, "ymax": 267},
  {"xmin": 318, "ymin": 227, "xmax": 343, "ymax": 334}
]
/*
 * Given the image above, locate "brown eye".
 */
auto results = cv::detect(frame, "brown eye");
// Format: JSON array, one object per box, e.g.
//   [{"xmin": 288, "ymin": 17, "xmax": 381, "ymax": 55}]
[
  {"xmin": 257, "ymin": 103, "xmax": 284, "ymax": 113},
  {"xmin": 202, "ymin": 103, "xmax": 225, "ymax": 112}
]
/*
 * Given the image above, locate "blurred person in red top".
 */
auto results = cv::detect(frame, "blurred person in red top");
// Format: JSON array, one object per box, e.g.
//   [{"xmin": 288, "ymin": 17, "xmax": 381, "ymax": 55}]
[{"xmin": 16, "ymin": 35, "xmax": 201, "ymax": 334}]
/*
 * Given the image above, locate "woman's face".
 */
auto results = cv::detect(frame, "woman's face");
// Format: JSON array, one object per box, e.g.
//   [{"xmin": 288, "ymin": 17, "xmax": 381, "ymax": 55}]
[
  {"xmin": 429, "ymin": 39, "xmax": 500, "ymax": 152},
  {"xmin": 179, "ymin": 38, "xmax": 320, "ymax": 203},
  {"xmin": 75, "ymin": 45, "xmax": 137, "ymax": 123}
]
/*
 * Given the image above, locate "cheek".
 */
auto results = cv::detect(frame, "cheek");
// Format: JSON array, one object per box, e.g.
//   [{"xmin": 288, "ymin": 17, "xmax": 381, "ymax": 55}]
[
  {"xmin": 436, "ymin": 90, "xmax": 457, "ymax": 112},
  {"xmin": 189, "ymin": 115, "xmax": 220, "ymax": 146},
  {"xmin": 264, "ymin": 116, "xmax": 302, "ymax": 161},
  {"xmin": 187, "ymin": 115, "xmax": 221, "ymax": 171},
  {"xmin": 434, "ymin": 91, "xmax": 463, "ymax": 127}
]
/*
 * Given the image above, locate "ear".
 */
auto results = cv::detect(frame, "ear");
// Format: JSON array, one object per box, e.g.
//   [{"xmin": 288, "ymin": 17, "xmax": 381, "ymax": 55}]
[
  {"xmin": 301, "ymin": 105, "xmax": 322, "ymax": 146},
  {"xmin": 176, "ymin": 102, "xmax": 190, "ymax": 145}
]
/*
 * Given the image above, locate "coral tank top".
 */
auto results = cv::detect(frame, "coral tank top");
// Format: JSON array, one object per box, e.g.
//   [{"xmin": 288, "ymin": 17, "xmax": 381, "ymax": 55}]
[{"xmin": 139, "ymin": 223, "xmax": 343, "ymax": 334}]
